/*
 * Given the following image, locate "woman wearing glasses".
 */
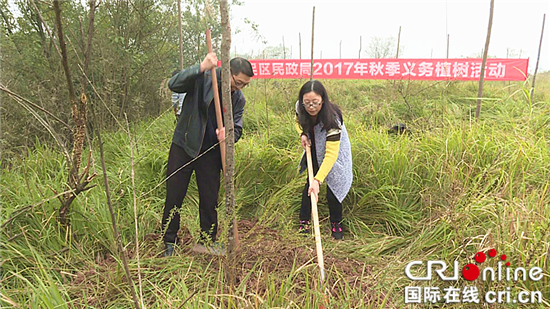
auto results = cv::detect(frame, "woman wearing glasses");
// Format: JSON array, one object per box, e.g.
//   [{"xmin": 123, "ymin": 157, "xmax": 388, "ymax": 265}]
[{"xmin": 295, "ymin": 80, "xmax": 353, "ymax": 240}]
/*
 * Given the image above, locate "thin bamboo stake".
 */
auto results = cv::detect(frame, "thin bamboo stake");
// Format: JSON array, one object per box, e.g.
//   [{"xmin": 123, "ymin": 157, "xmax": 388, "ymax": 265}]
[
  {"xmin": 310, "ymin": 6, "xmax": 315, "ymax": 81},
  {"xmin": 178, "ymin": 0, "xmax": 184, "ymax": 70},
  {"xmin": 396, "ymin": 26, "xmax": 401, "ymax": 58},
  {"xmin": 394, "ymin": 26, "xmax": 401, "ymax": 87},
  {"xmin": 359, "ymin": 36, "xmax": 362, "ymax": 59},
  {"xmin": 263, "ymin": 50, "xmax": 269, "ymax": 140},
  {"xmin": 475, "ymin": 0, "xmax": 495, "ymax": 121},
  {"xmin": 299, "ymin": 32, "xmax": 302, "ymax": 59},
  {"xmin": 446, "ymin": 34, "xmax": 450, "ymax": 59},
  {"xmin": 530, "ymin": 14, "xmax": 546, "ymax": 102},
  {"xmin": 283, "ymin": 35, "xmax": 286, "ymax": 59}
]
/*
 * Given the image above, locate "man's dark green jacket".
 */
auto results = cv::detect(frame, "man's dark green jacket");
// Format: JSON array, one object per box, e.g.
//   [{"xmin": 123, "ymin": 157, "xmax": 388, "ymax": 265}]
[{"xmin": 168, "ymin": 64, "xmax": 245, "ymax": 158}]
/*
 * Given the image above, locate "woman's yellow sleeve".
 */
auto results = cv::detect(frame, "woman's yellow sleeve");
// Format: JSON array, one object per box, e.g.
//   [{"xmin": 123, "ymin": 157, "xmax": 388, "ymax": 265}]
[
  {"xmin": 295, "ymin": 118, "xmax": 304, "ymax": 135},
  {"xmin": 314, "ymin": 127, "xmax": 341, "ymax": 183}
]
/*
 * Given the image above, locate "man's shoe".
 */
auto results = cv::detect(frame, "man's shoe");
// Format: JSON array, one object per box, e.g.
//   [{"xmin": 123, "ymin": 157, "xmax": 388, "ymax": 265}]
[
  {"xmin": 331, "ymin": 221, "xmax": 344, "ymax": 240},
  {"xmin": 192, "ymin": 242, "xmax": 226, "ymax": 256},
  {"xmin": 298, "ymin": 220, "xmax": 311, "ymax": 235},
  {"xmin": 164, "ymin": 242, "xmax": 175, "ymax": 257}
]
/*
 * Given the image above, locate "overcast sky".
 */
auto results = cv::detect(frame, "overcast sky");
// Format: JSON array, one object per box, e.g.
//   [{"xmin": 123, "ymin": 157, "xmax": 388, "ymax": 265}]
[{"xmin": 230, "ymin": 0, "xmax": 549, "ymax": 73}]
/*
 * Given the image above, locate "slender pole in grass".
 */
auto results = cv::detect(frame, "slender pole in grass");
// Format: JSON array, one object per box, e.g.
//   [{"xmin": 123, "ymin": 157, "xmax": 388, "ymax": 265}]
[
  {"xmin": 445, "ymin": 33, "xmax": 450, "ymax": 123},
  {"xmin": 475, "ymin": 0, "xmax": 494, "ymax": 121},
  {"xmin": 125, "ymin": 115, "xmax": 145, "ymax": 308},
  {"xmin": 97, "ymin": 129, "xmax": 140, "ymax": 309},
  {"xmin": 263, "ymin": 50, "xmax": 269, "ymax": 140},
  {"xmin": 530, "ymin": 14, "xmax": 546, "ymax": 103},
  {"xmin": 310, "ymin": 6, "xmax": 315, "ymax": 81}
]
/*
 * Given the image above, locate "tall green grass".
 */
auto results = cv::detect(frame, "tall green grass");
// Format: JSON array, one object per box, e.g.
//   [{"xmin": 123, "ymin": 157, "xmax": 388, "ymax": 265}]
[{"xmin": 1, "ymin": 74, "xmax": 549, "ymax": 307}]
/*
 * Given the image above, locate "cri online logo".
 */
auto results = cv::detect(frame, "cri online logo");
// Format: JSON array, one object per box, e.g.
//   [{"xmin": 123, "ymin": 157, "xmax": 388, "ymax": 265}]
[{"xmin": 405, "ymin": 248, "xmax": 543, "ymax": 282}]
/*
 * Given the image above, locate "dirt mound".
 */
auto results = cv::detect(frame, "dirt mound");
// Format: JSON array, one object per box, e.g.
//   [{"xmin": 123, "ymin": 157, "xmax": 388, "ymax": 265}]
[
  {"xmin": 175, "ymin": 219, "xmax": 376, "ymax": 302},
  {"xmin": 70, "ymin": 219, "xmax": 377, "ymax": 306},
  {"xmin": 236, "ymin": 219, "xmax": 373, "ymax": 296}
]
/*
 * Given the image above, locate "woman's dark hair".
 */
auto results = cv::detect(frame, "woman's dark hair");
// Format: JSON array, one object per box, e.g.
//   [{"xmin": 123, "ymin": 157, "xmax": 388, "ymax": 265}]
[{"xmin": 297, "ymin": 80, "xmax": 343, "ymax": 133}]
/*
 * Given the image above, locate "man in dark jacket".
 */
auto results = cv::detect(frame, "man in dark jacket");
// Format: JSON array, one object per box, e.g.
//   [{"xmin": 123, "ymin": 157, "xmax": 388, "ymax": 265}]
[{"xmin": 162, "ymin": 52, "xmax": 254, "ymax": 256}]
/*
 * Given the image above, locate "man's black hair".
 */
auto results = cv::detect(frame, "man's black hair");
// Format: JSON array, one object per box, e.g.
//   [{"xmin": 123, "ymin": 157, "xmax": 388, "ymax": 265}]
[
  {"xmin": 171, "ymin": 69, "xmax": 180, "ymax": 77},
  {"xmin": 230, "ymin": 57, "xmax": 254, "ymax": 77}
]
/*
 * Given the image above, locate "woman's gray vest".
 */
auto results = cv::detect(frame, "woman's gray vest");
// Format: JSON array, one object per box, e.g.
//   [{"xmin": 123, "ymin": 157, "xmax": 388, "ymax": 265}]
[{"xmin": 299, "ymin": 121, "xmax": 353, "ymax": 203}]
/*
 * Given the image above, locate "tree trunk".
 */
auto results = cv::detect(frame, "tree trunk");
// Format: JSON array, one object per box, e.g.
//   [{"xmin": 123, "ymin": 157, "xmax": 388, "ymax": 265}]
[
  {"xmin": 219, "ymin": 0, "xmax": 237, "ymax": 287},
  {"xmin": 53, "ymin": 0, "xmax": 95, "ymax": 226}
]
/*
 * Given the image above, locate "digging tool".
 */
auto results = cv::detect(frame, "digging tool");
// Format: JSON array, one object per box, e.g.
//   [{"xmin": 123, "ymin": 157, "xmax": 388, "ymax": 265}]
[
  {"xmin": 306, "ymin": 145, "xmax": 326, "ymax": 282},
  {"xmin": 206, "ymin": 29, "xmax": 225, "ymax": 171},
  {"xmin": 306, "ymin": 144, "xmax": 329, "ymax": 308},
  {"xmin": 206, "ymin": 29, "xmax": 239, "ymax": 249}
]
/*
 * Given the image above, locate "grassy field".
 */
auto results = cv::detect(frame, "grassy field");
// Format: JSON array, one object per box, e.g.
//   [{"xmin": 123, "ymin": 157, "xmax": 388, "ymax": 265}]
[{"xmin": 1, "ymin": 74, "xmax": 549, "ymax": 308}]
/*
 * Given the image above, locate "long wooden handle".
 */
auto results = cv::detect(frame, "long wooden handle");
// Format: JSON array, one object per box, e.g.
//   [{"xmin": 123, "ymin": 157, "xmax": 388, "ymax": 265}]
[
  {"xmin": 306, "ymin": 145, "xmax": 326, "ymax": 282},
  {"xmin": 206, "ymin": 29, "xmax": 226, "ymax": 173}
]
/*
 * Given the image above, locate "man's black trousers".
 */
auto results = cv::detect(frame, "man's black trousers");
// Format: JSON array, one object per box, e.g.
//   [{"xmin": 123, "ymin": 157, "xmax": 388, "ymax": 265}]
[{"xmin": 162, "ymin": 143, "xmax": 222, "ymax": 244}]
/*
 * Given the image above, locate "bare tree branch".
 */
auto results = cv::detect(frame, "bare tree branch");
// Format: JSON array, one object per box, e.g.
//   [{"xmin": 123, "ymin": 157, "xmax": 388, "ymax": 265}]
[
  {"xmin": 0, "ymin": 83, "xmax": 72, "ymax": 131},
  {"xmin": 0, "ymin": 84, "xmax": 71, "ymax": 163},
  {"xmin": 29, "ymin": 0, "xmax": 62, "ymax": 60},
  {"xmin": 53, "ymin": 1, "xmax": 76, "ymax": 101}
]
